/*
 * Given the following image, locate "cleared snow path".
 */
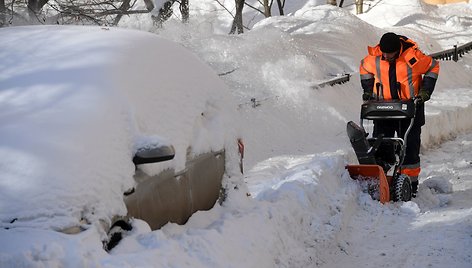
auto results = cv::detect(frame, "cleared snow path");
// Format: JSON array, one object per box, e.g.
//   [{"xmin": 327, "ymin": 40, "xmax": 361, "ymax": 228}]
[{"xmin": 318, "ymin": 132, "xmax": 472, "ymax": 268}]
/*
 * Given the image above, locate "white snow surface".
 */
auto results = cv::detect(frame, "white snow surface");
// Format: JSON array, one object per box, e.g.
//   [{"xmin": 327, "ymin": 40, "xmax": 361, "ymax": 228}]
[{"xmin": 1, "ymin": 0, "xmax": 472, "ymax": 267}]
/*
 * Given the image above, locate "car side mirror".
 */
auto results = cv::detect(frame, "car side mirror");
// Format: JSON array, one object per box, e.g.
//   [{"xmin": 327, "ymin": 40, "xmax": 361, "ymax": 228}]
[{"xmin": 132, "ymin": 144, "xmax": 175, "ymax": 165}]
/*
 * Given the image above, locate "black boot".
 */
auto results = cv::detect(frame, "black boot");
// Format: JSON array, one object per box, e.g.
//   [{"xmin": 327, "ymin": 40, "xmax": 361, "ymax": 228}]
[{"xmin": 411, "ymin": 180, "xmax": 418, "ymax": 198}]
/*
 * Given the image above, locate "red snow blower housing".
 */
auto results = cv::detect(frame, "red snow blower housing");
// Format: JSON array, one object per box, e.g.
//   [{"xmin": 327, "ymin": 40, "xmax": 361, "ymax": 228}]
[{"xmin": 346, "ymin": 98, "xmax": 418, "ymax": 203}]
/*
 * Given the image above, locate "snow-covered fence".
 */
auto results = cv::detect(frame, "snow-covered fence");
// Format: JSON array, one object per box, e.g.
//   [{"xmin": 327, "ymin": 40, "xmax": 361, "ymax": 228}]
[
  {"xmin": 316, "ymin": 73, "xmax": 351, "ymax": 88},
  {"xmin": 429, "ymin": 41, "xmax": 472, "ymax": 62},
  {"xmin": 310, "ymin": 73, "xmax": 351, "ymax": 89}
]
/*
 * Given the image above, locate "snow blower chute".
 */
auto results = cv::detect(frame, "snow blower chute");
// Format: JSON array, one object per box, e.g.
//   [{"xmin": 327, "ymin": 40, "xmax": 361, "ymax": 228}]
[{"xmin": 346, "ymin": 99, "xmax": 418, "ymax": 203}]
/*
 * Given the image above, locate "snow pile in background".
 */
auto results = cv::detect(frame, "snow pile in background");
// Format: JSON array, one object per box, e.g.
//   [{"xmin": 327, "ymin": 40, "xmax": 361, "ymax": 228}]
[{"xmin": 358, "ymin": 0, "xmax": 472, "ymax": 48}]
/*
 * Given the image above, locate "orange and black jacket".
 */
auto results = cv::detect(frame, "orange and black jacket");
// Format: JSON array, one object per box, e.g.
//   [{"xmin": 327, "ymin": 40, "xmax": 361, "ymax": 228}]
[{"xmin": 360, "ymin": 35, "xmax": 440, "ymax": 102}]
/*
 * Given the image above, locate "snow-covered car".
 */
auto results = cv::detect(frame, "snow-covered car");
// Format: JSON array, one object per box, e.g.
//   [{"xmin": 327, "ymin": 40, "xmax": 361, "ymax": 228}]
[{"xmin": 0, "ymin": 25, "xmax": 240, "ymax": 250}]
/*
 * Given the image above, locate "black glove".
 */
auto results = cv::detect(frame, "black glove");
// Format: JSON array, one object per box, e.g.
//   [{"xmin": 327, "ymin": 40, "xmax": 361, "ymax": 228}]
[
  {"xmin": 362, "ymin": 92, "xmax": 373, "ymax": 101},
  {"xmin": 416, "ymin": 89, "xmax": 430, "ymax": 104}
]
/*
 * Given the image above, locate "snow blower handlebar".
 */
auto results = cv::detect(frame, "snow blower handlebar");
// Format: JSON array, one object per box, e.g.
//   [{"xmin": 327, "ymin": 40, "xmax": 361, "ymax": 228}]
[{"xmin": 397, "ymin": 98, "xmax": 419, "ymax": 168}]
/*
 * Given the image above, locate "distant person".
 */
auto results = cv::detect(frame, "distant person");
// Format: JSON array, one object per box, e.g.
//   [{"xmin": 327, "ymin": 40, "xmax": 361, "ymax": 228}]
[{"xmin": 359, "ymin": 32, "xmax": 440, "ymax": 197}]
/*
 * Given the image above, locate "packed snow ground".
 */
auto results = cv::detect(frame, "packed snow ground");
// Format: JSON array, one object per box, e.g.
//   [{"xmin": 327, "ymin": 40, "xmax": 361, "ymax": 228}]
[
  {"xmin": 1, "ymin": 0, "xmax": 472, "ymax": 267},
  {"xmin": 318, "ymin": 131, "xmax": 472, "ymax": 268}
]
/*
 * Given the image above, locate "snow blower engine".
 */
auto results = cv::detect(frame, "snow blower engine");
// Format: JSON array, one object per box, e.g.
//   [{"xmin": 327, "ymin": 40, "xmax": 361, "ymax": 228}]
[{"xmin": 346, "ymin": 98, "xmax": 418, "ymax": 203}]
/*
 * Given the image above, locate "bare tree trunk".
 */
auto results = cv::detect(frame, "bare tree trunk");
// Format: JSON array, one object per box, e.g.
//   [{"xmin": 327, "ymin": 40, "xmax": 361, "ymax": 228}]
[
  {"xmin": 327, "ymin": 0, "xmax": 337, "ymax": 5},
  {"xmin": 263, "ymin": 0, "xmax": 270, "ymax": 17},
  {"xmin": 356, "ymin": 0, "xmax": 363, "ymax": 14},
  {"xmin": 180, "ymin": 0, "xmax": 189, "ymax": 23},
  {"xmin": 143, "ymin": 0, "xmax": 155, "ymax": 11},
  {"xmin": 152, "ymin": 0, "xmax": 175, "ymax": 27},
  {"xmin": 113, "ymin": 0, "xmax": 131, "ymax": 26},
  {"xmin": 27, "ymin": 0, "xmax": 37, "ymax": 17},
  {"xmin": 0, "ymin": 0, "xmax": 5, "ymax": 27},
  {"xmin": 229, "ymin": 0, "xmax": 244, "ymax": 34},
  {"xmin": 152, "ymin": 0, "xmax": 188, "ymax": 26},
  {"xmin": 27, "ymin": 0, "xmax": 49, "ymax": 21},
  {"xmin": 276, "ymin": 0, "xmax": 284, "ymax": 15}
]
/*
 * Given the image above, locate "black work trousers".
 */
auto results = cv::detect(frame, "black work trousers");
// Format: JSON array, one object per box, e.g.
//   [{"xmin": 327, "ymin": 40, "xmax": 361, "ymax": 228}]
[{"xmin": 372, "ymin": 104, "xmax": 424, "ymax": 177}]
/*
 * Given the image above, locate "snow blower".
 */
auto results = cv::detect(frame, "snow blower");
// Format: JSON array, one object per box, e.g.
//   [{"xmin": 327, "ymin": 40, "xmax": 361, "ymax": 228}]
[{"xmin": 346, "ymin": 98, "xmax": 418, "ymax": 203}]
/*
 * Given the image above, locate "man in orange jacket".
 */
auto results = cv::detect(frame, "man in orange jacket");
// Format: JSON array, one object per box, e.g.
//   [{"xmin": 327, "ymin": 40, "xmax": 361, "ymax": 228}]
[{"xmin": 360, "ymin": 32, "xmax": 440, "ymax": 197}]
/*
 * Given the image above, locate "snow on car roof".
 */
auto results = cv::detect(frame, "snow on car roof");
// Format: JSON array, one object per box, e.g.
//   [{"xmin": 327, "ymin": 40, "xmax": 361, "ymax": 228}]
[{"xmin": 0, "ymin": 25, "xmax": 236, "ymax": 230}]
